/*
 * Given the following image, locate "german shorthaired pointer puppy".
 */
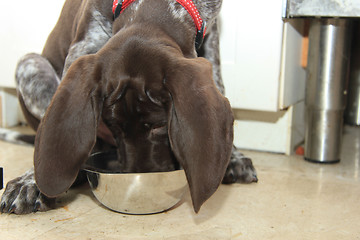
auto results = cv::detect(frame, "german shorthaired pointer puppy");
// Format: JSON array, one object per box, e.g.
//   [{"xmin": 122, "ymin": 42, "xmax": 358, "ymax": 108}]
[{"xmin": 1, "ymin": 0, "xmax": 257, "ymax": 214}]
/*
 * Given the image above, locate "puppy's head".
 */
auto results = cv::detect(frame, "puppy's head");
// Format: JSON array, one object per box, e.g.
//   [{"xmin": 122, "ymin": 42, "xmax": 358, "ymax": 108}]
[{"xmin": 34, "ymin": 31, "xmax": 234, "ymax": 213}]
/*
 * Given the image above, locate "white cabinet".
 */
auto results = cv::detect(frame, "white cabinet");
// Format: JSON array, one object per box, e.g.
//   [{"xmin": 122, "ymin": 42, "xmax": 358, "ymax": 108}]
[
  {"xmin": 219, "ymin": 0, "xmax": 306, "ymax": 111},
  {"xmin": 219, "ymin": 0, "xmax": 284, "ymax": 111},
  {"xmin": 219, "ymin": 0, "xmax": 306, "ymax": 154}
]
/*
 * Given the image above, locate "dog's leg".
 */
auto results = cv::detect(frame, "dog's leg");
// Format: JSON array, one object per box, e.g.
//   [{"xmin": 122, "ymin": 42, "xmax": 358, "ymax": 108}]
[
  {"xmin": 0, "ymin": 53, "xmax": 56, "ymax": 144},
  {"xmin": 202, "ymin": 20, "xmax": 258, "ymax": 184},
  {"xmin": 222, "ymin": 146, "xmax": 258, "ymax": 183},
  {"xmin": 0, "ymin": 169, "xmax": 54, "ymax": 214},
  {"xmin": 16, "ymin": 53, "xmax": 60, "ymax": 126},
  {"xmin": 0, "ymin": 53, "xmax": 60, "ymax": 214}
]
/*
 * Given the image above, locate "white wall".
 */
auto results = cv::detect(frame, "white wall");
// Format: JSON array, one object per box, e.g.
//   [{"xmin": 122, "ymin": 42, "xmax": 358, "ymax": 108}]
[
  {"xmin": 0, "ymin": 0, "xmax": 65, "ymax": 88},
  {"xmin": 219, "ymin": 0, "xmax": 284, "ymax": 112}
]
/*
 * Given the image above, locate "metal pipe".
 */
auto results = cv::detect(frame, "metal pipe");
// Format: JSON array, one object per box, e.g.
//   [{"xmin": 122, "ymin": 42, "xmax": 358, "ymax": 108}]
[
  {"xmin": 345, "ymin": 22, "xmax": 360, "ymax": 126},
  {"xmin": 305, "ymin": 18, "xmax": 351, "ymax": 163}
]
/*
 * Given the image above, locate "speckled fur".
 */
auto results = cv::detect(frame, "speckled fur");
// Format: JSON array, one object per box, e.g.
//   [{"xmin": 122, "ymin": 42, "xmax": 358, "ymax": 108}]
[
  {"xmin": 0, "ymin": 169, "xmax": 54, "ymax": 214},
  {"xmin": 62, "ymin": 9, "xmax": 112, "ymax": 76},
  {"xmin": 15, "ymin": 53, "xmax": 60, "ymax": 119}
]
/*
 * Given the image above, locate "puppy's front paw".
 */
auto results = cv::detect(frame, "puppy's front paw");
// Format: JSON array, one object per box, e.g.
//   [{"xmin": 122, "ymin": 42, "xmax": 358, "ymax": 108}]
[
  {"xmin": 0, "ymin": 169, "xmax": 54, "ymax": 214},
  {"xmin": 222, "ymin": 147, "xmax": 258, "ymax": 184}
]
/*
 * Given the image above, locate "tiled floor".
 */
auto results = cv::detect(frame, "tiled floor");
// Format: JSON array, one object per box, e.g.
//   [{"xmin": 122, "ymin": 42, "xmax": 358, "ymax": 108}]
[{"xmin": 0, "ymin": 125, "xmax": 359, "ymax": 239}]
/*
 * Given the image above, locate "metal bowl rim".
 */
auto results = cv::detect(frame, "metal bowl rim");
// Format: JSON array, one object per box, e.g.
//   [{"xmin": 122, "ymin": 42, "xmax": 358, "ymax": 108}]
[{"xmin": 84, "ymin": 168, "xmax": 185, "ymax": 175}]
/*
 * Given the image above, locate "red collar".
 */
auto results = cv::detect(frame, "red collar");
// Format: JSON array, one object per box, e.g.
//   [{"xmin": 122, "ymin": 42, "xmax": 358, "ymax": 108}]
[{"xmin": 112, "ymin": 0, "xmax": 206, "ymax": 49}]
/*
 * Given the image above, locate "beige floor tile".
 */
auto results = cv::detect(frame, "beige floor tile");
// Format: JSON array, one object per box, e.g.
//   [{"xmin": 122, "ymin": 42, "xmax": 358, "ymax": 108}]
[{"xmin": 1, "ymin": 125, "xmax": 359, "ymax": 239}]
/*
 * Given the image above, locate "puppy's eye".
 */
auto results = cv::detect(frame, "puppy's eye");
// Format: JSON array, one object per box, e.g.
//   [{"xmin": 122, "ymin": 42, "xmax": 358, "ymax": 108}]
[
  {"xmin": 150, "ymin": 122, "xmax": 167, "ymax": 135},
  {"xmin": 151, "ymin": 122, "xmax": 167, "ymax": 129}
]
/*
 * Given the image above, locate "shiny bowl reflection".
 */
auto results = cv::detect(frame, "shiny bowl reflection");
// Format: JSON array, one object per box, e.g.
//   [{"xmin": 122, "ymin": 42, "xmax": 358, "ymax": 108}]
[{"xmin": 83, "ymin": 151, "xmax": 187, "ymax": 215}]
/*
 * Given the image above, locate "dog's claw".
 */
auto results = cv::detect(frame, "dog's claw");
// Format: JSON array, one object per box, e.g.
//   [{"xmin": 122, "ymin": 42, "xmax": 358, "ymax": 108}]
[
  {"xmin": 0, "ymin": 202, "xmax": 6, "ymax": 213},
  {"xmin": 33, "ymin": 201, "xmax": 40, "ymax": 212},
  {"xmin": 8, "ymin": 204, "xmax": 16, "ymax": 213}
]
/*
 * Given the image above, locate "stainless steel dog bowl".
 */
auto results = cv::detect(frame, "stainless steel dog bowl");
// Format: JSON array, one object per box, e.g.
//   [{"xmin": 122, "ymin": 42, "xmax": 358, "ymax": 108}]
[{"xmin": 83, "ymin": 151, "xmax": 187, "ymax": 214}]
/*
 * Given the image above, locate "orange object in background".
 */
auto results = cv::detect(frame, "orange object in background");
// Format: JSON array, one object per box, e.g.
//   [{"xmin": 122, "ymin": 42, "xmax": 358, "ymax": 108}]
[{"xmin": 295, "ymin": 146, "xmax": 305, "ymax": 156}]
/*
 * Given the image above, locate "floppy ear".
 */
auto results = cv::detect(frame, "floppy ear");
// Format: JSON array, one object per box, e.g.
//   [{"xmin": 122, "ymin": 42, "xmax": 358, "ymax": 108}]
[
  {"xmin": 165, "ymin": 57, "xmax": 234, "ymax": 213},
  {"xmin": 34, "ymin": 55, "xmax": 104, "ymax": 197}
]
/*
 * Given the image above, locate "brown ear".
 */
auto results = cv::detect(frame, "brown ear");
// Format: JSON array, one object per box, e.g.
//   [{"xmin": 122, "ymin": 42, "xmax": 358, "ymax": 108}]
[
  {"xmin": 165, "ymin": 57, "xmax": 234, "ymax": 213},
  {"xmin": 34, "ymin": 55, "xmax": 104, "ymax": 197}
]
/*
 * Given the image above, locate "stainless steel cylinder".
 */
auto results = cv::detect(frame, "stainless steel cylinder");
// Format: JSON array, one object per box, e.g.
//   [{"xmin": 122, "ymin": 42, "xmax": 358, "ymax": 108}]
[
  {"xmin": 305, "ymin": 19, "xmax": 351, "ymax": 163},
  {"xmin": 345, "ymin": 23, "xmax": 360, "ymax": 126}
]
